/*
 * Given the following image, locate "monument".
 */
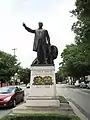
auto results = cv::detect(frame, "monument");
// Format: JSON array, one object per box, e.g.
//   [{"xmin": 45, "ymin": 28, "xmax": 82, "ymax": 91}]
[{"xmin": 23, "ymin": 22, "xmax": 59, "ymax": 106}]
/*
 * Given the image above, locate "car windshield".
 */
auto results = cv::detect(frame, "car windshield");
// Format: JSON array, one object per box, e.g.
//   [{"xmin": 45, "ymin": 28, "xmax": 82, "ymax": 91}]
[{"xmin": 0, "ymin": 87, "xmax": 15, "ymax": 94}]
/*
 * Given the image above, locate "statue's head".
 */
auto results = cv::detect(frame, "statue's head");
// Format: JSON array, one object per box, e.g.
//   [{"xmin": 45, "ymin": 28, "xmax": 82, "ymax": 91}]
[{"xmin": 38, "ymin": 22, "xmax": 43, "ymax": 28}]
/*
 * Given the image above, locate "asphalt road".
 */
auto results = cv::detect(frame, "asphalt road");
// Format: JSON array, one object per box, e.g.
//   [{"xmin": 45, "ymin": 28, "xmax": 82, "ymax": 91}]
[
  {"xmin": 0, "ymin": 84, "xmax": 90, "ymax": 119},
  {"xmin": 0, "ymin": 108, "xmax": 12, "ymax": 119},
  {"xmin": 56, "ymin": 84, "xmax": 90, "ymax": 119}
]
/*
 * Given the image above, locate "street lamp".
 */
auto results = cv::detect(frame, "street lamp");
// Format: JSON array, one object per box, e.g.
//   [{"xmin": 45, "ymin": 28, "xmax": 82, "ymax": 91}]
[{"xmin": 12, "ymin": 48, "xmax": 17, "ymax": 58}]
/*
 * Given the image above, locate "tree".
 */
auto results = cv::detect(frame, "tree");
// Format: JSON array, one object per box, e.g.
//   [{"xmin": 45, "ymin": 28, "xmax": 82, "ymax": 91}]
[
  {"xmin": 18, "ymin": 68, "xmax": 30, "ymax": 85},
  {"xmin": 57, "ymin": 0, "xmax": 90, "ymax": 80},
  {"xmin": 59, "ymin": 44, "xmax": 89, "ymax": 79},
  {"xmin": 57, "ymin": 0, "xmax": 90, "ymax": 81},
  {"xmin": 58, "ymin": 1, "xmax": 90, "ymax": 81},
  {"xmin": 0, "ymin": 50, "xmax": 20, "ymax": 87},
  {"xmin": 71, "ymin": 0, "xmax": 90, "ymax": 64},
  {"xmin": 55, "ymin": 73, "xmax": 64, "ymax": 83}
]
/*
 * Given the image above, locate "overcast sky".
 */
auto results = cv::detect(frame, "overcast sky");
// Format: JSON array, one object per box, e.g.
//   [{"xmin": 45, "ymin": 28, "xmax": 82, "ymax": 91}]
[{"xmin": 0, "ymin": 0, "xmax": 76, "ymax": 71}]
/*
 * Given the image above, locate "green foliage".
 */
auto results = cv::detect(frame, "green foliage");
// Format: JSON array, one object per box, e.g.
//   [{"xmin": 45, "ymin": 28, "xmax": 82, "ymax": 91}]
[
  {"xmin": 59, "ymin": 96, "xmax": 68, "ymax": 103},
  {"xmin": 55, "ymin": 73, "xmax": 64, "ymax": 83},
  {"xmin": 18, "ymin": 67, "xmax": 30, "ymax": 84},
  {"xmin": 0, "ymin": 50, "xmax": 20, "ymax": 84},
  {"xmin": 59, "ymin": 44, "xmax": 90, "ymax": 78},
  {"xmin": 0, "ymin": 114, "xmax": 81, "ymax": 120},
  {"xmin": 71, "ymin": 0, "xmax": 90, "ymax": 67},
  {"xmin": 71, "ymin": 0, "xmax": 90, "ymax": 19},
  {"xmin": 71, "ymin": 0, "xmax": 90, "ymax": 47},
  {"xmin": 0, "ymin": 50, "xmax": 30, "ymax": 85},
  {"xmin": 32, "ymin": 76, "xmax": 53, "ymax": 85},
  {"xmin": 58, "ymin": 0, "xmax": 90, "ymax": 78}
]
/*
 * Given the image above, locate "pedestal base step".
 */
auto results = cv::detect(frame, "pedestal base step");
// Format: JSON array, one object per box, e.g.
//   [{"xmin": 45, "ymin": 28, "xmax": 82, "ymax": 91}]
[
  {"xmin": 26, "ymin": 96, "xmax": 59, "ymax": 100},
  {"xmin": 26, "ymin": 99, "xmax": 60, "ymax": 107},
  {"xmin": 12, "ymin": 102, "xmax": 74, "ymax": 115}
]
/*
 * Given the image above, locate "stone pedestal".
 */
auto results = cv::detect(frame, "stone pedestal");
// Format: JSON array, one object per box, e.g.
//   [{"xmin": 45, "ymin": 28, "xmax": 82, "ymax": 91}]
[
  {"xmin": 29, "ymin": 65, "xmax": 56, "ymax": 97},
  {"xmin": 26, "ymin": 65, "xmax": 59, "ymax": 107}
]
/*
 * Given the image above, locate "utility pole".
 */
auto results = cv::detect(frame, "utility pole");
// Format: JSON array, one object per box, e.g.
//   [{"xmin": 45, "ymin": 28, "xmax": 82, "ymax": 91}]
[{"xmin": 12, "ymin": 48, "xmax": 17, "ymax": 57}]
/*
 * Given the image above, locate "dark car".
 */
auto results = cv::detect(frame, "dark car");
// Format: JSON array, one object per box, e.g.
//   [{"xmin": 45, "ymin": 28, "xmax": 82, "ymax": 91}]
[{"xmin": 0, "ymin": 86, "xmax": 24, "ymax": 108}]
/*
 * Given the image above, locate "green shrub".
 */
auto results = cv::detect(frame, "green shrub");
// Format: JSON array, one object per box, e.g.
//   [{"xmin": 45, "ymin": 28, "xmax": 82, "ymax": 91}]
[
  {"xmin": 59, "ymin": 96, "xmax": 68, "ymax": 103},
  {"xmin": 0, "ymin": 114, "xmax": 81, "ymax": 120}
]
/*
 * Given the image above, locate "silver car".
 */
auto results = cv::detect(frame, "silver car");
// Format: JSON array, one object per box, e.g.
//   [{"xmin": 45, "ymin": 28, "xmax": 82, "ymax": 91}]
[
  {"xmin": 87, "ymin": 82, "xmax": 90, "ymax": 89},
  {"xmin": 80, "ymin": 82, "xmax": 87, "ymax": 88}
]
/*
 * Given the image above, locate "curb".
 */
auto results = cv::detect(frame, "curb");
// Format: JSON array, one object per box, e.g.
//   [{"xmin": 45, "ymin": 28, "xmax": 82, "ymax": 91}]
[{"xmin": 69, "ymin": 101, "xmax": 88, "ymax": 120}]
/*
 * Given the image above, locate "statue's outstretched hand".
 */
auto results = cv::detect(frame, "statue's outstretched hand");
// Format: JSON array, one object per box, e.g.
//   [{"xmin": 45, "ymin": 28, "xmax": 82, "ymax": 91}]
[{"xmin": 23, "ymin": 22, "xmax": 26, "ymax": 27}]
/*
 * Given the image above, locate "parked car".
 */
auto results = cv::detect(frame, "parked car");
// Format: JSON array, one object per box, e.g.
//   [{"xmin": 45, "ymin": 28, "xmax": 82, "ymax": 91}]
[
  {"xmin": 74, "ymin": 80, "xmax": 80, "ymax": 87},
  {"xmin": 80, "ymin": 82, "xmax": 87, "ymax": 88},
  {"xmin": 26, "ymin": 83, "xmax": 30, "ymax": 88},
  {"xmin": 0, "ymin": 86, "xmax": 24, "ymax": 108},
  {"xmin": 87, "ymin": 82, "xmax": 90, "ymax": 89}
]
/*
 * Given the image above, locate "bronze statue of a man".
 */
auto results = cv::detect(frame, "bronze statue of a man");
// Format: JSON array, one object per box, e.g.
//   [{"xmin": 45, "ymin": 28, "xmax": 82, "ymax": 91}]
[{"xmin": 23, "ymin": 22, "xmax": 51, "ymax": 64}]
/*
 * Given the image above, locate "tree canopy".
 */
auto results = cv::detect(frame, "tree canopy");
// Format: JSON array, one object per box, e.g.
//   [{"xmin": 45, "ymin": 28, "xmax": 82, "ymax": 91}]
[
  {"xmin": 18, "ymin": 67, "xmax": 30, "ymax": 85},
  {"xmin": 59, "ymin": 44, "xmax": 90, "ymax": 78},
  {"xmin": 0, "ymin": 50, "xmax": 20, "ymax": 85},
  {"xmin": 0, "ymin": 50, "xmax": 31, "ymax": 86},
  {"xmin": 58, "ymin": 0, "xmax": 90, "ymax": 80}
]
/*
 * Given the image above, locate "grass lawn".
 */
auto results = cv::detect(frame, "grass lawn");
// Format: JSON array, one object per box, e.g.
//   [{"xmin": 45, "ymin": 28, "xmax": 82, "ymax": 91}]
[
  {"xmin": 59, "ymin": 96, "xmax": 69, "ymax": 103},
  {"xmin": 0, "ymin": 114, "xmax": 81, "ymax": 120}
]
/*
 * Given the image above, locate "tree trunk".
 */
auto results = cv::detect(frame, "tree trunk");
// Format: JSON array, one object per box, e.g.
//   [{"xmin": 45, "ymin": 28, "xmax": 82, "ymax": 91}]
[
  {"xmin": 1, "ymin": 81, "xmax": 3, "ymax": 87},
  {"xmin": 83, "ymin": 76, "xmax": 86, "ymax": 83}
]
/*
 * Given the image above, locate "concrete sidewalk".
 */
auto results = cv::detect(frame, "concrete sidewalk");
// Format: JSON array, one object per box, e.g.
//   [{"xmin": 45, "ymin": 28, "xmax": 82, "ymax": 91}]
[{"xmin": 12, "ymin": 101, "xmax": 74, "ymax": 115}]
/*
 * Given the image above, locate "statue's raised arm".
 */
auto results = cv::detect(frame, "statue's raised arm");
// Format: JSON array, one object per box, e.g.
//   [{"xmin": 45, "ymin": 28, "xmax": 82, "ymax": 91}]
[{"xmin": 23, "ymin": 22, "xmax": 35, "ymax": 33}]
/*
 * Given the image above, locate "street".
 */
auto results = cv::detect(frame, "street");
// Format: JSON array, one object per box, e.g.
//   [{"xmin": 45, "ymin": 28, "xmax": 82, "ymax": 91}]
[
  {"xmin": 0, "ymin": 108, "xmax": 12, "ymax": 119},
  {"xmin": 0, "ymin": 84, "xmax": 90, "ymax": 119},
  {"xmin": 56, "ymin": 84, "xmax": 90, "ymax": 119}
]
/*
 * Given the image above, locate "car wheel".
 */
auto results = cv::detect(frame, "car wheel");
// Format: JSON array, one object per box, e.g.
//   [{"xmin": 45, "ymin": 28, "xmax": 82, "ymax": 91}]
[
  {"xmin": 21, "ymin": 97, "xmax": 24, "ymax": 102},
  {"xmin": 12, "ymin": 99, "xmax": 16, "ymax": 107},
  {"xmin": 21, "ymin": 94, "xmax": 25, "ymax": 102},
  {"xmin": 87, "ymin": 86, "xmax": 89, "ymax": 89}
]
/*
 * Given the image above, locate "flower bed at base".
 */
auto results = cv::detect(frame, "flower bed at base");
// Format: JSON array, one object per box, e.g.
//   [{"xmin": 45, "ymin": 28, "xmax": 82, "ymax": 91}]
[{"xmin": 0, "ymin": 114, "xmax": 81, "ymax": 120}]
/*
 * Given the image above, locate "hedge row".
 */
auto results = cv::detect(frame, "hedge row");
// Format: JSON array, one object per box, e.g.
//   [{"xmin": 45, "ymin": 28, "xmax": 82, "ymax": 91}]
[{"xmin": 0, "ymin": 114, "xmax": 81, "ymax": 120}]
